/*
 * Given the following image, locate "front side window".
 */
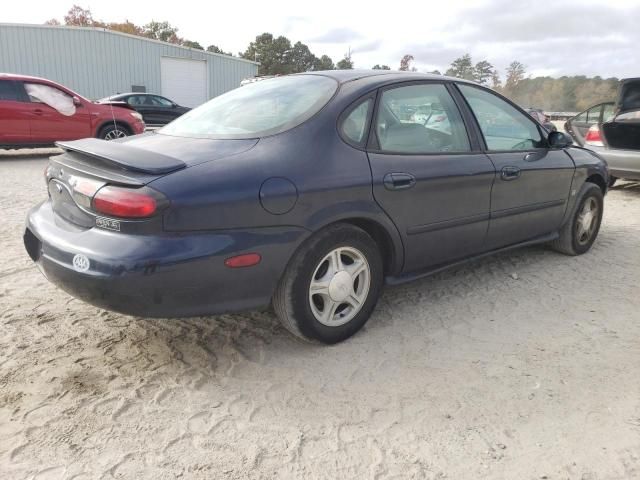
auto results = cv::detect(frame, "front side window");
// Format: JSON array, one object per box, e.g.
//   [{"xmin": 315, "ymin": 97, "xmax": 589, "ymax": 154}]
[
  {"xmin": 587, "ymin": 105, "xmax": 602, "ymax": 123},
  {"xmin": 161, "ymin": 75, "xmax": 338, "ymax": 139},
  {"xmin": 24, "ymin": 83, "xmax": 76, "ymax": 116},
  {"xmin": 458, "ymin": 84, "xmax": 543, "ymax": 151},
  {"xmin": 374, "ymin": 83, "xmax": 470, "ymax": 153},
  {"xmin": 127, "ymin": 96, "xmax": 146, "ymax": 106},
  {"xmin": 0, "ymin": 80, "xmax": 21, "ymax": 101},
  {"xmin": 341, "ymin": 98, "xmax": 372, "ymax": 145}
]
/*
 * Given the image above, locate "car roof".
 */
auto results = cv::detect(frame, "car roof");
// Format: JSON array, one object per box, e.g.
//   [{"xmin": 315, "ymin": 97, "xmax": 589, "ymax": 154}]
[
  {"xmin": 110, "ymin": 93, "xmax": 161, "ymax": 97},
  {"xmin": 0, "ymin": 72, "xmax": 55, "ymax": 82},
  {"xmin": 297, "ymin": 69, "xmax": 476, "ymax": 86}
]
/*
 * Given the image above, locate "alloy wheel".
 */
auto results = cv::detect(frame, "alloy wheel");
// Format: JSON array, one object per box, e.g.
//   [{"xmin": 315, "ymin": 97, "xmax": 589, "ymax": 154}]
[
  {"xmin": 308, "ymin": 247, "xmax": 371, "ymax": 327},
  {"xmin": 104, "ymin": 128, "xmax": 128, "ymax": 140},
  {"xmin": 576, "ymin": 197, "xmax": 599, "ymax": 246}
]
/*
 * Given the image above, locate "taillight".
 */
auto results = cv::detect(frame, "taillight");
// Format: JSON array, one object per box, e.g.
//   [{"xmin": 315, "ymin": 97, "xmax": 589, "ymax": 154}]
[
  {"xmin": 93, "ymin": 186, "xmax": 158, "ymax": 218},
  {"xmin": 585, "ymin": 125, "xmax": 604, "ymax": 147}
]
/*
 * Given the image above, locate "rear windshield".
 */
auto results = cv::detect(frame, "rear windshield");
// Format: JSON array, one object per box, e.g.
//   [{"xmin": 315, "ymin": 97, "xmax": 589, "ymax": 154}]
[{"xmin": 160, "ymin": 75, "xmax": 338, "ymax": 139}]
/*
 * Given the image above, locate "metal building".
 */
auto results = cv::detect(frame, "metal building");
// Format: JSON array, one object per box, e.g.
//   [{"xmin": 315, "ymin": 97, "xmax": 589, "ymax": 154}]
[{"xmin": 0, "ymin": 23, "xmax": 259, "ymax": 107}]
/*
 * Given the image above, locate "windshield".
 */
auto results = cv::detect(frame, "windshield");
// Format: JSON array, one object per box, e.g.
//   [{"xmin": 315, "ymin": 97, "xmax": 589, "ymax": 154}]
[{"xmin": 160, "ymin": 75, "xmax": 338, "ymax": 139}]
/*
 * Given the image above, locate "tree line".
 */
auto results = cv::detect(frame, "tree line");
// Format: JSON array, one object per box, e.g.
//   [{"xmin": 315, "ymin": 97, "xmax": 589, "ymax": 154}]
[{"xmin": 45, "ymin": 6, "xmax": 619, "ymax": 111}]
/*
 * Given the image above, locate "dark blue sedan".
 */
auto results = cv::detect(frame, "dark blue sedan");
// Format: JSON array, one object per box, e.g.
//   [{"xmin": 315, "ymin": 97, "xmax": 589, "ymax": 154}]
[{"xmin": 24, "ymin": 70, "xmax": 608, "ymax": 344}]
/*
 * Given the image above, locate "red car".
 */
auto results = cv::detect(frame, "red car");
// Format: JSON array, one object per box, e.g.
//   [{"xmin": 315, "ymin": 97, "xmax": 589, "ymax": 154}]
[{"xmin": 0, "ymin": 73, "xmax": 145, "ymax": 148}]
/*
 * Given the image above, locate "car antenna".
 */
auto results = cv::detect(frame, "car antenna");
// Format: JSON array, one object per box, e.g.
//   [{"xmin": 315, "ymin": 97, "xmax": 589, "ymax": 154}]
[{"xmin": 108, "ymin": 99, "xmax": 118, "ymax": 140}]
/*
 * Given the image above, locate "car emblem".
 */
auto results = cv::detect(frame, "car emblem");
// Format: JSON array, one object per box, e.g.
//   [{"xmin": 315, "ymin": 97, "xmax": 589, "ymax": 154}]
[{"xmin": 72, "ymin": 254, "xmax": 90, "ymax": 272}]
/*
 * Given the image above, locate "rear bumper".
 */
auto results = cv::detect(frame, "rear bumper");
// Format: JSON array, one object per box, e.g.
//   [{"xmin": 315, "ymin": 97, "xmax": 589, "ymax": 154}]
[
  {"xmin": 588, "ymin": 145, "xmax": 640, "ymax": 180},
  {"xmin": 25, "ymin": 201, "xmax": 307, "ymax": 317}
]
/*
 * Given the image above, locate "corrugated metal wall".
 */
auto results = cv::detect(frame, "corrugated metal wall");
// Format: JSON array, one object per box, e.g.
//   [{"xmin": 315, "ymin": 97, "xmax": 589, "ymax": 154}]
[{"xmin": 0, "ymin": 23, "xmax": 258, "ymax": 100}]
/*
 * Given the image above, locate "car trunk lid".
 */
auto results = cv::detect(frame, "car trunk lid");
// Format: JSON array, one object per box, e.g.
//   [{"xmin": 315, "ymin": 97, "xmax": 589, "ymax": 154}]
[
  {"xmin": 602, "ymin": 78, "xmax": 640, "ymax": 150},
  {"xmin": 48, "ymin": 134, "xmax": 258, "ymax": 227}
]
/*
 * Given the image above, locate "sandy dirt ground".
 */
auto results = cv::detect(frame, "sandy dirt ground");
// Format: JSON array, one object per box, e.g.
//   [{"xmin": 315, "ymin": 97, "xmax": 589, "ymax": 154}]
[{"xmin": 1, "ymin": 149, "xmax": 640, "ymax": 480}]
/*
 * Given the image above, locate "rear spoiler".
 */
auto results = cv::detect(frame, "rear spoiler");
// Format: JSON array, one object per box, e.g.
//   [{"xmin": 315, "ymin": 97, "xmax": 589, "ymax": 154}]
[{"xmin": 56, "ymin": 138, "xmax": 186, "ymax": 175}]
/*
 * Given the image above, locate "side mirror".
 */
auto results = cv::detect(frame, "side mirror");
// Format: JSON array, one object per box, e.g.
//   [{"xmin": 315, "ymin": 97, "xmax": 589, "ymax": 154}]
[
  {"xmin": 548, "ymin": 130, "xmax": 573, "ymax": 148},
  {"xmin": 72, "ymin": 96, "xmax": 82, "ymax": 107}
]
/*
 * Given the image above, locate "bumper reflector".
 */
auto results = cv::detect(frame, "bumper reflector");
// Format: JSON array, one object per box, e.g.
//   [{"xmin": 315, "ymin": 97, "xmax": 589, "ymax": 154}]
[{"xmin": 224, "ymin": 253, "xmax": 261, "ymax": 268}]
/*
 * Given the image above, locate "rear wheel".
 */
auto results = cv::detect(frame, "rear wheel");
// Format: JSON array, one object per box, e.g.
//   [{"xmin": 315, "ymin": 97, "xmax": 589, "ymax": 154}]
[
  {"xmin": 273, "ymin": 223, "xmax": 383, "ymax": 344},
  {"xmin": 550, "ymin": 183, "xmax": 603, "ymax": 256},
  {"xmin": 98, "ymin": 123, "xmax": 130, "ymax": 141}
]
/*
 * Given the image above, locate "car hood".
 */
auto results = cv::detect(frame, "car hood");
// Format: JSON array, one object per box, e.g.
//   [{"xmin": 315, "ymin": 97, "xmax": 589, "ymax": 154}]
[{"xmin": 93, "ymin": 100, "xmax": 137, "ymax": 112}]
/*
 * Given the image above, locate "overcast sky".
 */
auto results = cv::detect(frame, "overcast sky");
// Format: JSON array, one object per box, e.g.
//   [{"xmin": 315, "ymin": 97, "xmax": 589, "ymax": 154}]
[{"xmin": 5, "ymin": 0, "xmax": 640, "ymax": 79}]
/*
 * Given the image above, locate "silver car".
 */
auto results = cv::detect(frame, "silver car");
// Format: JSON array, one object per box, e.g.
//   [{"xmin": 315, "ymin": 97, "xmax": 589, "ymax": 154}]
[{"xmin": 565, "ymin": 78, "xmax": 640, "ymax": 186}]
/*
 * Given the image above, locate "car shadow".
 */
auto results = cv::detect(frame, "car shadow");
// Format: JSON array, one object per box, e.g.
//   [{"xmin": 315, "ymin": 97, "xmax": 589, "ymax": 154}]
[
  {"xmin": 610, "ymin": 180, "xmax": 640, "ymax": 195},
  {"xmin": 0, "ymin": 148, "xmax": 61, "ymax": 160},
  {"xmin": 123, "ymin": 234, "xmax": 615, "ymax": 382}
]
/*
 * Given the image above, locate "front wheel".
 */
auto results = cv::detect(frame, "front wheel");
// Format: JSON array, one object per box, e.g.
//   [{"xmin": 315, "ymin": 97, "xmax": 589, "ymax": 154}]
[
  {"xmin": 550, "ymin": 183, "xmax": 603, "ymax": 256},
  {"xmin": 273, "ymin": 223, "xmax": 383, "ymax": 344},
  {"xmin": 98, "ymin": 123, "xmax": 130, "ymax": 141}
]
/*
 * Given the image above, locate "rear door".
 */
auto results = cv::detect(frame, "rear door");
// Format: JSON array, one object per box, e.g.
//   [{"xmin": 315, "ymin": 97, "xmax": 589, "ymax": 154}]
[
  {"xmin": 23, "ymin": 82, "xmax": 91, "ymax": 143},
  {"xmin": 145, "ymin": 95, "xmax": 179, "ymax": 126},
  {"xmin": 568, "ymin": 104, "xmax": 608, "ymax": 145},
  {"xmin": 457, "ymin": 84, "xmax": 575, "ymax": 249},
  {"xmin": 0, "ymin": 79, "xmax": 32, "ymax": 144},
  {"xmin": 366, "ymin": 81, "xmax": 495, "ymax": 272}
]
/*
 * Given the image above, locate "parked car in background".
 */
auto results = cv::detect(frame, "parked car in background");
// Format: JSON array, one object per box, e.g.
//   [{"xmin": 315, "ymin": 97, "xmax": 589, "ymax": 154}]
[
  {"xmin": 25, "ymin": 71, "xmax": 608, "ymax": 344},
  {"xmin": 98, "ymin": 93, "xmax": 190, "ymax": 127},
  {"xmin": 0, "ymin": 73, "xmax": 145, "ymax": 148},
  {"xmin": 566, "ymin": 78, "xmax": 640, "ymax": 185},
  {"xmin": 564, "ymin": 102, "xmax": 615, "ymax": 146},
  {"xmin": 524, "ymin": 108, "xmax": 557, "ymax": 132}
]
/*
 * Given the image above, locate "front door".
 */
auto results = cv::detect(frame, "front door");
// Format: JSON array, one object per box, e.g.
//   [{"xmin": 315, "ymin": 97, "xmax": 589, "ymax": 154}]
[
  {"xmin": 23, "ymin": 82, "xmax": 91, "ymax": 143},
  {"xmin": 367, "ymin": 82, "xmax": 496, "ymax": 272},
  {"xmin": 457, "ymin": 84, "xmax": 575, "ymax": 249}
]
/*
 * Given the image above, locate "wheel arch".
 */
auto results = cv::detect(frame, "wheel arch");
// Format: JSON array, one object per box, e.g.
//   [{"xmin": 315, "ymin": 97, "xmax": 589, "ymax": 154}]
[
  {"xmin": 96, "ymin": 120, "xmax": 133, "ymax": 138},
  {"xmin": 339, "ymin": 217, "xmax": 401, "ymax": 276},
  {"xmin": 585, "ymin": 172, "xmax": 607, "ymax": 194}
]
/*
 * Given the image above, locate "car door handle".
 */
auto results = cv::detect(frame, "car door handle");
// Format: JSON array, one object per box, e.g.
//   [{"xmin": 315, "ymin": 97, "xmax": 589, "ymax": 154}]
[
  {"xmin": 33, "ymin": 109, "xmax": 43, "ymax": 116},
  {"xmin": 383, "ymin": 173, "xmax": 416, "ymax": 191},
  {"xmin": 500, "ymin": 166, "xmax": 521, "ymax": 181}
]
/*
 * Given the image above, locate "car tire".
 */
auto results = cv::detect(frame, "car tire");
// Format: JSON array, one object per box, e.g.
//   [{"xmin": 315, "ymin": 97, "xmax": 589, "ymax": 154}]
[
  {"xmin": 608, "ymin": 176, "xmax": 617, "ymax": 188},
  {"xmin": 273, "ymin": 223, "xmax": 384, "ymax": 344},
  {"xmin": 98, "ymin": 123, "xmax": 130, "ymax": 141},
  {"xmin": 550, "ymin": 183, "xmax": 603, "ymax": 256}
]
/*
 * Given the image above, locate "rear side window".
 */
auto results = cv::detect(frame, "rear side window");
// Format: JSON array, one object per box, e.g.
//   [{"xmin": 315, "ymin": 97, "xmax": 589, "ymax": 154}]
[
  {"xmin": 574, "ymin": 110, "xmax": 588, "ymax": 123},
  {"xmin": 459, "ymin": 84, "xmax": 543, "ymax": 151},
  {"xmin": 151, "ymin": 96, "xmax": 173, "ymax": 107},
  {"xmin": 586, "ymin": 105, "xmax": 602, "ymax": 123},
  {"xmin": 603, "ymin": 104, "xmax": 615, "ymax": 122},
  {"xmin": 374, "ymin": 83, "xmax": 470, "ymax": 153},
  {"xmin": 0, "ymin": 80, "xmax": 22, "ymax": 101},
  {"xmin": 341, "ymin": 98, "xmax": 372, "ymax": 146}
]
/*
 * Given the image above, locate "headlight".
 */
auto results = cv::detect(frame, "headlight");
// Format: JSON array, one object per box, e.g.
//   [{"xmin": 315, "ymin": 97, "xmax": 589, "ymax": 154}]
[{"xmin": 130, "ymin": 111, "xmax": 143, "ymax": 121}]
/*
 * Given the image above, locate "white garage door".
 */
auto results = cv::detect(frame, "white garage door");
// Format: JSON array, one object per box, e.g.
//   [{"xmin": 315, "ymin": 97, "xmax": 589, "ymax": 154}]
[{"xmin": 160, "ymin": 57, "xmax": 208, "ymax": 108}]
